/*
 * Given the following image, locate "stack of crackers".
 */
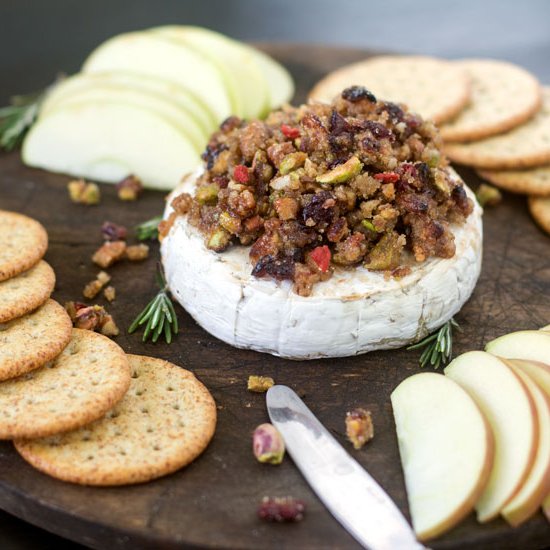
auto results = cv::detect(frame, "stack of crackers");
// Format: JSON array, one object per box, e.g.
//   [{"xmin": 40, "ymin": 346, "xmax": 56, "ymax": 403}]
[
  {"xmin": 310, "ymin": 56, "xmax": 550, "ymax": 234},
  {"xmin": 0, "ymin": 210, "xmax": 216, "ymax": 486}
]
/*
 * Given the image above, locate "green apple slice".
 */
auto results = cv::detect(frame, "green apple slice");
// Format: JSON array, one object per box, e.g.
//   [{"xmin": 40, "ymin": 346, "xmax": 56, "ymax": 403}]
[
  {"xmin": 246, "ymin": 47, "xmax": 295, "ymax": 112},
  {"xmin": 23, "ymin": 102, "xmax": 200, "ymax": 190},
  {"xmin": 152, "ymin": 26, "xmax": 270, "ymax": 120},
  {"xmin": 41, "ymin": 71, "xmax": 217, "ymax": 135},
  {"xmin": 391, "ymin": 372, "xmax": 493, "ymax": 541},
  {"xmin": 445, "ymin": 351, "xmax": 538, "ymax": 523},
  {"xmin": 82, "ymin": 31, "xmax": 232, "ymax": 122},
  {"xmin": 41, "ymin": 82, "xmax": 207, "ymax": 152}
]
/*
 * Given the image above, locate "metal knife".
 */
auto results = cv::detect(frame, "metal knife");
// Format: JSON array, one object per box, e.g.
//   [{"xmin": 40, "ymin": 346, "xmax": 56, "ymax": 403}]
[{"xmin": 266, "ymin": 385, "xmax": 425, "ymax": 550}]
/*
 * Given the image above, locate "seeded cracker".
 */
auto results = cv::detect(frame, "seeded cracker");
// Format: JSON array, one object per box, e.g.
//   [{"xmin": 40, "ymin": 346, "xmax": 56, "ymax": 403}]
[
  {"xmin": 478, "ymin": 165, "xmax": 550, "ymax": 196},
  {"xmin": 15, "ymin": 355, "xmax": 216, "ymax": 486},
  {"xmin": 445, "ymin": 88, "xmax": 550, "ymax": 169},
  {"xmin": 0, "ymin": 210, "xmax": 48, "ymax": 281},
  {"xmin": 0, "ymin": 328, "xmax": 130, "ymax": 439},
  {"xmin": 0, "ymin": 299, "xmax": 72, "ymax": 381},
  {"xmin": 528, "ymin": 196, "xmax": 550, "ymax": 236},
  {"xmin": 309, "ymin": 56, "xmax": 471, "ymax": 124},
  {"xmin": 0, "ymin": 260, "xmax": 55, "ymax": 323},
  {"xmin": 440, "ymin": 59, "xmax": 542, "ymax": 143}
]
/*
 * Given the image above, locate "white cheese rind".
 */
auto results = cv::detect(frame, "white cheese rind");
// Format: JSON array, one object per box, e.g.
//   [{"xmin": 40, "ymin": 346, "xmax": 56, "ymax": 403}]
[{"xmin": 161, "ymin": 169, "xmax": 482, "ymax": 359}]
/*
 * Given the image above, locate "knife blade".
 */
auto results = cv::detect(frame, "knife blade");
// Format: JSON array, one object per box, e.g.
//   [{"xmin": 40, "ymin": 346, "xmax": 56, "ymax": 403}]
[{"xmin": 266, "ymin": 385, "xmax": 425, "ymax": 550}]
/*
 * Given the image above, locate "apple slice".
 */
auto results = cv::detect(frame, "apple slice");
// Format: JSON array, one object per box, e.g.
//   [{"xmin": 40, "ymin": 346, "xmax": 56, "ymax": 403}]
[
  {"xmin": 391, "ymin": 372, "xmax": 493, "ymax": 541},
  {"xmin": 152, "ymin": 26, "xmax": 270, "ymax": 120},
  {"xmin": 498, "ymin": 363, "xmax": 550, "ymax": 526},
  {"xmin": 41, "ymin": 71, "xmax": 217, "ymax": 136},
  {"xmin": 486, "ymin": 330, "xmax": 550, "ymax": 364},
  {"xmin": 444, "ymin": 351, "xmax": 538, "ymax": 522},
  {"xmin": 41, "ymin": 83, "xmax": 208, "ymax": 152},
  {"xmin": 82, "ymin": 31, "xmax": 232, "ymax": 121},
  {"xmin": 23, "ymin": 102, "xmax": 200, "ymax": 190}
]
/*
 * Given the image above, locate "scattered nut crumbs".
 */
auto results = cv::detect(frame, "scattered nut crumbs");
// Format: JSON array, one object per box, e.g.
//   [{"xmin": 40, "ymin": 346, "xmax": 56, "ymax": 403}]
[
  {"xmin": 92, "ymin": 241, "xmax": 127, "ymax": 268},
  {"xmin": 125, "ymin": 243, "xmax": 149, "ymax": 261},
  {"xmin": 116, "ymin": 175, "xmax": 143, "ymax": 201},
  {"xmin": 253, "ymin": 423, "xmax": 285, "ymax": 464},
  {"xmin": 82, "ymin": 271, "xmax": 111, "ymax": 299},
  {"xmin": 65, "ymin": 301, "xmax": 119, "ymax": 337},
  {"xmin": 67, "ymin": 179, "xmax": 100, "ymax": 205},
  {"xmin": 258, "ymin": 497, "xmax": 306, "ymax": 522},
  {"xmin": 476, "ymin": 183, "xmax": 502, "ymax": 208},
  {"xmin": 101, "ymin": 221, "xmax": 128, "ymax": 241},
  {"xmin": 345, "ymin": 408, "xmax": 374, "ymax": 450},
  {"xmin": 103, "ymin": 285, "xmax": 116, "ymax": 302},
  {"xmin": 247, "ymin": 375, "xmax": 275, "ymax": 392}
]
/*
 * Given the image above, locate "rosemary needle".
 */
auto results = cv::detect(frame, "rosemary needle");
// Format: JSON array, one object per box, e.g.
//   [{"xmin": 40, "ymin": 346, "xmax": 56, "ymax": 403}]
[
  {"xmin": 135, "ymin": 215, "xmax": 163, "ymax": 241},
  {"xmin": 407, "ymin": 318, "xmax": 460, "ymax": 369},
  {"xmin": 128, "ymin": 264, "xmax": 178, "ymax": 343}
]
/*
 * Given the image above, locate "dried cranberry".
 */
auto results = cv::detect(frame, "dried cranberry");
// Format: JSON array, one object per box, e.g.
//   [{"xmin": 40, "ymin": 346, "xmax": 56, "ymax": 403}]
[
  {"xmin": 374, "ymin": 172, "xmax": 399, "ymax": 183},
  {"xmin": 302, "ymin": 191, "xmax": 336, "ymax": 226},
  {"xmin": 398, "ymin": 193, "xmax": 429, "ymax": 214},
  {"xmin": 233, "ymin": 165, "xmax": 250, "ymax": 184},
  {"xmin": 310, "ymin": 245, "xmax": 331, "ymax": 272},
  {"xmin": 452, "ymin": 185, "xmax": 470, "ymax": 213},
  {"xmin": 202, "ymin": 143, "xmax": 228, "ymax": 170},
  {"xmin": 281, "ymin": 124, "xmax": 300, "ymax": 140},
  {"xmin": 361, "ymin": 137, "xmax": 380, "ymax": 153},
  {"xmin": 258, "ymin": 497, "xmax": 306, "ymax": 523},
  {"xmin": 363, "ymin": 120, "xmax": 392, "ymax": 139},
  {"xmin": 416, "ymin": 162, "xmax": 431, "ymax": 185},
  {"xmin": 212, "ymin": 176, "xmax": 229, "ymax": 189},
  {"xmin": 329, "ymin": 110, "xmax": 351, "ymax": 135},
  {"xmin": 101, "ymin": 221, "xmax": 127, "ymax": 241},
  {"xmin": 219, "ymin": 116, "xmax": 241, "ymax": 133},
  {"xmin": 383, "ymin": 102, "xmax": 404, "ymax": 122},
  {"xmin": 252, "ymin": 255, "xmax": 295, "ymax": 281},
  {"xmin": 342, "ymin": 86, "xmax": 377, "ymax": 103}
]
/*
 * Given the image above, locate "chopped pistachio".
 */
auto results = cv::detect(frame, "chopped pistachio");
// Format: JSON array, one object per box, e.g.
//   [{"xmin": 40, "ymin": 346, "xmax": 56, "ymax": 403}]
[
  {"xmin": 345, "ymin": 408, "xmax": 374, "ymax": 450},
  {"xmin": 67, "ymin": 179, "xmax": 100, "ymax": 205},
  {"xmin": 476, "ymin": 183, "xmax": 502, "ymax": 208},
  {"xmin": 433, "ymin": 170, "xmax": 450, "ymax": 195},
  {"xmin": 207, "ymin": 228, "xmax": 231, "ymax": 251},
  {"xmin": 364, "ymin": 232, "xmax": 405, "ymax": 271},
  {"xmin": 279, "ymin": 152, "xmax": 307, "ymax": 175},
  {"xmin": 253, "ymin": 423, "xmax": 285, "ymax": 464},
  {"xmin": 219, "ymin": 211, "xmax": 241, "ymax": 234},
  {"xmin": 361, "ymin": 219, "xmax": 377, "ymax": 232},
  {"xmin": 195, "ymin": 184, "xmax": 219, "ymax": 205},
  {"xmin": 316, "ymin": 156, "xmax": 363, "ymax": 184},
  {"xmin": 247, "ymin": 375, "xmax": 275, "ymax": 393}
]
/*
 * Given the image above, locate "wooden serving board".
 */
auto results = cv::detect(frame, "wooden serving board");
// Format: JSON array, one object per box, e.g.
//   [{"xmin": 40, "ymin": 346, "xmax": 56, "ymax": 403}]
[{"xmin": 0, "ymin": 44, "xmax": 549, "ymax": 550}]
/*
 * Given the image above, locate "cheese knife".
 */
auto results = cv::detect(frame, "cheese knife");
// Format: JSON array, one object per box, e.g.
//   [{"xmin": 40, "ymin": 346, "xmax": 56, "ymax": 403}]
[{"xmin": 266, "ymin": 385, "xmax": 425, "ymax": 550}]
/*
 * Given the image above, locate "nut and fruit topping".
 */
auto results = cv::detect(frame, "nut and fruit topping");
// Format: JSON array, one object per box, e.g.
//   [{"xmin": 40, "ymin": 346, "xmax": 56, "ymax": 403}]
[
  {"xmin": 82, "ymin": 271, "xmax": 111, "ymax": 299},
  {"xmin": 247, "ymin": 375, "xmax": 275, "ymax": 392},
  {"xmin": 125, "ymin": 243, "xmax": 149, "ymax": 262},
  {"xmin": 172, "ymin": 86, "xmax": 473, "ymax": 296},
  {"xmin": 116, "ymin": 175, "xmax": 143, "ymax": 201},
  {"xmin": 67, "ymin": 179, "xmax": 100, "ymax": 205},
  {"xmin": 101, "ymin": 221, "xmax": 128, "ymax": 241},
  {"xmin": 258, "ymin": 497, "xmax": 306, "ymax": 523},
  {"xmin": 92, "ymin": 241, "xmax": 127, "ymax": 268},
  {"xmin": 345, "ymin": 408, "xmax": 374, "ymax": 450},
  {"xmin": 103, "ymin": 285, "xmax": 116, "ymax": 302},
  {"xmin": 253, "ymin": 423, "xmax": 285, "ymax": 464},
  {"xmin": 476, "ymin": 183, "xmax": 502, "ymax": 208},
  {"xmin": 64, "ymin": 302, "xmax": 119, "ymax": 337}
]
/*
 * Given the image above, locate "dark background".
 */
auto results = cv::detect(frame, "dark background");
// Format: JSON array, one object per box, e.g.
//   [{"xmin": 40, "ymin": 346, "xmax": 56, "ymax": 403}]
[{"xmin": 1, "ymin": 1, "xmax": 550, "ymax": 548}]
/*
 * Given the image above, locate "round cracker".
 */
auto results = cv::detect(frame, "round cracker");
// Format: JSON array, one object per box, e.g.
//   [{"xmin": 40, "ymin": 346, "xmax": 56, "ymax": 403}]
[
  {"xmin": 0, "ymin": 211, "xmax": 48, "ymax": 282},
  {"xmin": 0, "ymin": 261, "xmax": 55, "ymax": 323},
  {"xmin": 440, "ymin": 59, "xmax": 542, "ymax": 142},
  {"xmin": 15, "ymin": 354, "xmax": 216, "ymax": 486},
  {"xmin": 478, "ymin": 165, "xmax": 550, "ymax": 196},
  {"xmin": 0, "ymin": 328, "xmax": 130, "ymax": 439},
  {"xmin": 0, "ymin": 299, "xmax": 72, "ymax": 381},
  {"xmin": 308, "ymin": 55, "xmax": 471, "ymax": 124},
  {"xmin": 528, "ymin": 196, "xmax": 550, "ymax": 235},
  {"xmin": 444, "ymin": 88, "xmax": 550, "ymax": 169}
]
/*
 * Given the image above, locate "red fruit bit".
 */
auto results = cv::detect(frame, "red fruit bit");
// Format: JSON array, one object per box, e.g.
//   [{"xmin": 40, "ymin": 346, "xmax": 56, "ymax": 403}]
[
  {"xmin": 281, "ymin": 124, "xmax": 300, "ymax": 140},
  {"xmin": 258, "ymin": 496, "xmax": 306, "ymax": 522},
  {"xmin": 233, "ymin": 165, "xmax": 250, "ymax": 184},
  {"xmin": 374, "ymin": 172, "xmax": 399, "ymax": 183},
  {"xmin": 310, "ymin": 245, "xmax": 331, "ymax": 273}
]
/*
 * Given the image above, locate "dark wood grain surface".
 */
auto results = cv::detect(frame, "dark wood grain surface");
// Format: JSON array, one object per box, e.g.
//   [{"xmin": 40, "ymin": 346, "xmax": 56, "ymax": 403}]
[{"xmin": 0, "ymin": 44, "xmax": 549, "ymax": 549}]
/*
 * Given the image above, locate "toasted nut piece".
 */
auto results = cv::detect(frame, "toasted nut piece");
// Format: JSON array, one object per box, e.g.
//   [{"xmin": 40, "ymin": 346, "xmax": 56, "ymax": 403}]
[
  {"xmin": 82, "ymin": 279, "xmax": 103, "ymax": 300},
  {"xmin": 96, "ymin": 271, "xmax": 111, "ymax": 285},
  {"xmin": 247, "ymin": 375, "xmax": 275, "ymax": 393},
  {"xmin": 125, "ymin": 244, "xmax": 149, "ymax": 262},
  {"xmin": 116, "ymin": 175, "xmax": 143, "ymax": 201},
  {"xmin": 99, "ymin": 314, "xmax": 119, "ymax": 336},
  {"xmin": 103, "ymin": 286, "xmax": 116, "ymax": 302},
  {"xmin": 67, "ymin": 179, "xmax": 100, "ymax": 205},
  {"xmin": 274, "ymin": 197, "xmax": 299, "ymax": 220},
  {"xmin": 476, "ymin": 183, "xmax": 502, "ymax": 207},
  {"xmin": 92, "ymin": 241, "xmax": 127, "ymax": 268},
  {"xmin": 345, "ymin": 408, "xmax": 374, "ymax": 449},
  {"xmin": 317, "ymin": 156, "xmax": 363, "ymax": 184}
]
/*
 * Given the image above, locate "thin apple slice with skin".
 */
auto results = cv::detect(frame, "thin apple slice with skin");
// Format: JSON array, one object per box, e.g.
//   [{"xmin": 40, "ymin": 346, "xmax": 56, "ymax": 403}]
[
  {"xmin": 486, "ymin": 330, "xmax": 550, "ymax": 364},
  {"xmin": 444, "ymin": 351, "xmax": 538, "ymax": 522},
  {"xmin": 82, "ymin": 31, "xmax": 232, "ymax": 122},
  {"xmin": 42, "ymin": 85, "xmax": 208, "ymax": 152},
  {"xmin": 41, "ymin": 71, "xmax": 217, "ymax": 135},
  {"xmin": 23, "ymin": 102, "xmax": 201, "ymax": 190},
  {"xmin": 391, "ymin": 372, "xmax": 493, "ymax": 541},
  {"xmin": 152, "ymin": 26, "xmax": 270, "ymax": 120},
  {"xmin": 500, "ymin": 363, "xmax": 550, "ymax": 526}
]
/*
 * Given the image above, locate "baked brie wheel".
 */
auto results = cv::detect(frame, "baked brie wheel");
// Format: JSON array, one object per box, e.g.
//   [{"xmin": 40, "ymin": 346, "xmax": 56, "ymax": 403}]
[{"xmin": 161, "ymin": 168, "xmax": 482, "ymax": 360}]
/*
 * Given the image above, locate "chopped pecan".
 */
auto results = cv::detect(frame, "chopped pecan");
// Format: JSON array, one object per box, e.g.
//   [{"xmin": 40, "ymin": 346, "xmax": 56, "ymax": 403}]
[
  {"xmin": 345, "ymin": 408, "xmax": 374, "ymax": 449},
  {"xmin": 67, "ymin": 179, "xmax": 100, "ymax": 205},
  {"xmin": 116, "ymin": 175, "xmax": 143, "ymax": 201},
  {"xmin": 92, "ymin": 241, "xmax": 126, "ymax": 268},
  {"xmin": 125, "ymin": 244, "xmax": 149, "ymax": 262}
]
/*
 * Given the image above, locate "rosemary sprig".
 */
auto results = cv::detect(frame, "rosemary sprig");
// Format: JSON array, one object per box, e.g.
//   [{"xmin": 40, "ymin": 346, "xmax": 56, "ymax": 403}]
[
  {"xmin": 407, "ymin": 318, "xmax": 461, "ymax": 369},
  {"xmin": 128, "ymin": 264, "xmax": 178, "ymax": 343},
  {"xmin": 135, "ymin": 215, "xmax": 163, "ymax": 241}
]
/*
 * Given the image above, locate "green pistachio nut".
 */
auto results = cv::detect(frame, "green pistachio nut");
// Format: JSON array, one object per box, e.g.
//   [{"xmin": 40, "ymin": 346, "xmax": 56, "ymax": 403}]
[{"xmin": 317, "ymin": 156, "xmax": 363, "ymax": 184}]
